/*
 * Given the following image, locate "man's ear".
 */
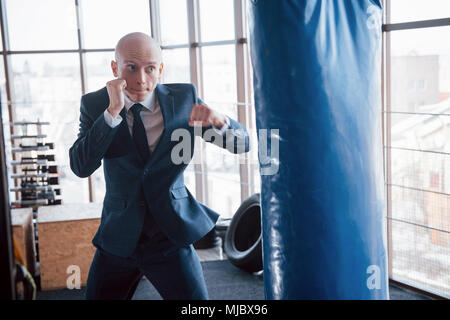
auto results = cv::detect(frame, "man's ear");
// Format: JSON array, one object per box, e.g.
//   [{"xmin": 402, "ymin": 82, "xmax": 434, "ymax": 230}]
[
  {"xmin": 111, "ymin": 60, "xmax": 118, "ymax": 78},
  {"xmin": 158, "ymin": 62, "xmax": 164, "ymax": 80}
]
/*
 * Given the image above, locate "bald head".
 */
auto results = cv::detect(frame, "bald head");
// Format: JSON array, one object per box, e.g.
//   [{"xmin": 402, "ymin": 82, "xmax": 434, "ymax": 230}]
[{"xmin": 114, "ymin": 32, "xmax": 162, "ymax": 63}]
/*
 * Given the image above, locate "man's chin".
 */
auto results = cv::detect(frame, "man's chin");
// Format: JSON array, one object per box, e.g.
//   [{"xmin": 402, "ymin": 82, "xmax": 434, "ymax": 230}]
[{"xmin": 129, "ymin": 91, "xmax": 150, "ymax": 102}]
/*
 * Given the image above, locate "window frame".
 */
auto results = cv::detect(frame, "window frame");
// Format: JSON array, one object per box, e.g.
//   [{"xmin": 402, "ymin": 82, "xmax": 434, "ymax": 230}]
[
  {"xmin": 382, "ymin": 0, "xmax": 450, "ymax": 299},
  {"xmin": 0, "ymin": 0, "xmax": 256, "ymax": 213}
]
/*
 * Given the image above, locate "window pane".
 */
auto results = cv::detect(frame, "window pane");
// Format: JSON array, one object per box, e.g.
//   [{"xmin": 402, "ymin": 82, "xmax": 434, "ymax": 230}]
[
  {"xmin": 81, "ymin": 51, "xmax": 114, "ymax": 202},
  {"xmin": 0, "ymin": 60, "xmax": 14, "ymax": 202},
  {"xmin": 161, "ymin": 48, "xmax": 190, "ymax": 83},
  {"xmin": 391, "ymin": 187, "xmax": 450, "ymax": 297},
  {"xmin": 85, "ymin": 51, "xmax": 115, "ymax": 92},
  {"xmin": 390, "ymin": 27, "xmax": 450, "ymax": 120},
  {"xmin": 201, "ymin": 45, "xmax": 239, "ymax": 218},
  {"xmin": 205, "ymin": 171, "xmax": 242, "ymax": 219},
  {"xmin": 199, "ymin": 0, "xmax": 235, "ymax": 42},
  {"xmin": 11, "ymin": 54, "xmax": 81, "ymax": 105},
  {"xmin": 0, "ymin": 60, "xmax": 6, "ymax": 105},
  {"xmin": 92, "ymin": 164, "xmax": 106, "ymax": 203},
  {"xmin": 201, "ymin": 45, "xmax": 237, "ymax": 104},
  {"xmin": 248, "ymin": 103, "xmax": 261, "ymax": 196},
  {"xmin": 81, "ymin": 0, "xmax": 151, "ymax": 49},
  {"xmin": 184, "ymin": 162, "xmax": 196, "ymax": 198},
  {"xmin": 388, "ymin": 26, "xmax": 450, "ymax": 297},
  {"xmin": 390, "ymin": 0, "xmax": 450, "ymax": 24},
  {"xmin": 10, "ymin": 53, "xmax": 89, "ymax": 204},
  {"xmin": 6, "ymin": 0, "xmax": 78, "ymax": 50},
  {"xmin": 159, "ymin": 0, "xmax": 189, "ymax": 46},
  {"xmin": 202, "ymin": 101, "xmax": 241, "ymax": 219}
]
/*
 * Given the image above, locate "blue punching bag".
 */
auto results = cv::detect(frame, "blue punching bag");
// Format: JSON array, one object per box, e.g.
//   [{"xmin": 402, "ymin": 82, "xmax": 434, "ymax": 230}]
[{"xmin": 248, "ymin": 0, "xmax": 389, "ymax": 299}]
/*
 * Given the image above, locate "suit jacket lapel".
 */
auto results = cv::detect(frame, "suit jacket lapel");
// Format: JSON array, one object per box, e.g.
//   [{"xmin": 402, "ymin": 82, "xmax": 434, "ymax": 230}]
[
  {"xmin": 143, "ymin": 84, "xmax": 174, "ymax": 169},
  {"xmin": 112, "ymin": 106, "xmax": 143, "ymax": 165}
]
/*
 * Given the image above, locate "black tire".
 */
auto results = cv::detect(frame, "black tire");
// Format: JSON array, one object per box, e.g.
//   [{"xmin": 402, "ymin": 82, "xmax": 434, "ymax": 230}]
[{"xmin": 224, "ymin": 193, "xmax": 262, "ymax": 273}]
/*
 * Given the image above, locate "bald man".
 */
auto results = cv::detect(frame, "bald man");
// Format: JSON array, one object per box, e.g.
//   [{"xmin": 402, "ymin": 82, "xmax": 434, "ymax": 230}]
[{"xmin": 69, "ymin": 32, "xmax": 250, "ymax": 300}]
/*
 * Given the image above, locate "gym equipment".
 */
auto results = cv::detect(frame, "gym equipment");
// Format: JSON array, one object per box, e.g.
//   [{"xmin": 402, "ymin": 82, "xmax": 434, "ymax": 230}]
[
  {"xmin": 224, "ymin": 194, "xmax": 262, "ymax": 273},
  {"xmin": 248, "ymin": 0, "xmax": 388, "ymax": 299}
]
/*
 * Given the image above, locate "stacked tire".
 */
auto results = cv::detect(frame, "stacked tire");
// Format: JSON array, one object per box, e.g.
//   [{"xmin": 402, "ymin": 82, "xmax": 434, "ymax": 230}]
[{"xmin": 224, "ymin": 194, "xmax": 263, "ymax": 273}]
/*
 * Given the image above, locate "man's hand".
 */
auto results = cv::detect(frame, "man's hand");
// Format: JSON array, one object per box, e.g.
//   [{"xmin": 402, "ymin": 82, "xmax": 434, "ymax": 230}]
[
  {"xmin": 106, "ymin": 79, "xmax": 127, "ymax": 118},
  {"xmin": 189, "ymin": 103, "xmax": 227, "ymax": 129}
]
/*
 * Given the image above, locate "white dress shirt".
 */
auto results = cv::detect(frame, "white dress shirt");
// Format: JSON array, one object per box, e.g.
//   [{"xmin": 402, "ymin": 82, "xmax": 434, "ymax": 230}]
[{"xmin": 104, "ymin": 89, "xmax": 231, "ymax": 153}]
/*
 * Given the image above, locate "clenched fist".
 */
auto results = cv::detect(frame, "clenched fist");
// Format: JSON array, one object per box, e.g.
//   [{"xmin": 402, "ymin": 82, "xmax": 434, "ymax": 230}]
[
  {"xmin": 106, "ymin": 79, "xmax": 127, "ymax": 118},
  {"xmin": 189, "ymin": 103, "xmax": 227, "ymax": 129}
]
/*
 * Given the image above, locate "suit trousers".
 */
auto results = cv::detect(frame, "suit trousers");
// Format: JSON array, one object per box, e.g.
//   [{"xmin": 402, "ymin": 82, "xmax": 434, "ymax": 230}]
[{"xmin": 85, "ymin": 207, "xmax": 209, "ymax": 300}]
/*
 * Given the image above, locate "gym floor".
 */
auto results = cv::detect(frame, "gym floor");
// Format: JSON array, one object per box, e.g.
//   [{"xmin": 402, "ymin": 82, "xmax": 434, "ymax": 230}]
[{"xmin": 196, "ymin": 244, "xmax": 226, "ymax": 262}]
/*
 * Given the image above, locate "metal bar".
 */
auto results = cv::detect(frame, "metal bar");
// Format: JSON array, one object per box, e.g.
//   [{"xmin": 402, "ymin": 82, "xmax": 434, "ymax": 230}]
[
  {"xmin": 149, "ymin": 0, "xmax": 161, "ymax": 43},
  {"xmin": 10, "ymin": 134, "xmax": 46, "ymax": 139},
  {"xmin": 383, "ymin": 111, "xmax": 450, "ymax": 117},
  {"xmin": 0, "ymin": 63, "xmax": 16, "ymax": 298},
  {"xmin": 5, "ymin": 49, "xmax": 79, "ymax": 54},
  {"xmin": 9, "ymin": 121, "xmax": 50, "ymax": 125},
  {"xmin": 187, "ymin": 0, "xmax": 207, "ymax": 203},
  {"xmin": 388, "ymin": 183, "xmax": 450, "ymax": 197},
  {"xmin": 381, "ymin": 2, "xmax": 386, "ymax": 184},
  {"xmin": 10, "ymin": 185, "xmax": 59, "ymax": 191},
  {"xmin": 4, "ymin": 48, "xmax": 115, "ymax": 54},
  {"xmin": 75, "ymin": 0, "xmax": 86, "ymax": 98},
  {"xmin": 80, "ymin": 48, "xmax": 114, "ymax": 53},
  {"xmin": 385, "ymin": 145, "xmax": 450, "ymax": 157},
  {"xmin": 12, "ymin": 146, "xmax": 49, "ymax": 152},
  {"xmin": 161, "ymin": 44, "xmax": 190, "ymax": 50},
  {"xmin": 234, "ymin": 0, "xmax": 250, "ymax": 202},
  {"xmin": 75, "ymin": 0, "xmax": 93, "ymax": 203},
  {"xmin": 0, "ymin": 0, "xmax": 20, "ymax": 195},
  {"xmin": 245, "ymin": 33, "xmax": 256, "ymax": 196},
  {"xmin": 389, "ymin": 279, "xmax": 448, "ymax": 300},
  {"xmin": 383, "ymin": 18, "xmax": 450, "ymax": 32},
  {"xmin": 384, "ymin": 0, "xmax": 394, "ymax": 278},
  {"xmin": 386, "ymin": 216, "xmax": 450, "ymax": 234},
  {"xmin": 195, "ymin": 39, "xmax": 237, "ymax": 47},
  {"xmin": 381, "ymin": 2, "xmax": 388, "ymax": 276}
]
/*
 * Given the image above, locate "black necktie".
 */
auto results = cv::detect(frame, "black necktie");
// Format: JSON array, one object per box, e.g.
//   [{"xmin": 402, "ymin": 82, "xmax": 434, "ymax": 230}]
[{"xmin": 131, "ymin": 103, "xmax": 150, "ymax": 163}]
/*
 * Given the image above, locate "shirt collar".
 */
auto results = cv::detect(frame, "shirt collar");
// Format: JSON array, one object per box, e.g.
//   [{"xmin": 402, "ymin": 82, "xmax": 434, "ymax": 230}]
[{"xmin": 124, "ymin": 89, "xmax": 156, "ymax": 112}]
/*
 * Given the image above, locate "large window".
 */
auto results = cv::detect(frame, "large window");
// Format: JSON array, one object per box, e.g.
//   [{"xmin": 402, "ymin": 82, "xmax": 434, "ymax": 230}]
[
  {"xmin": 156, "ymin": 0, "xmax": 257, "ymax": 218},
  {"xmin": 0, "ymin": 0, "xmax": 259, "ymax": 219},
  {"xmin": 384, "ymin": 0, "xmax": 450, "ymax": 298}
]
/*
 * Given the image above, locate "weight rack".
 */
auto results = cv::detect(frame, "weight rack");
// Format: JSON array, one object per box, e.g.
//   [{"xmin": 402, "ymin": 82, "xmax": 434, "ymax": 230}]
[
  {"xmin": 9, "ymin": 120, "xmax": 62, "ymax": 209},
  {"xmin": 9, "ymin": 119, "xmax": 63, "ymax": 287}
]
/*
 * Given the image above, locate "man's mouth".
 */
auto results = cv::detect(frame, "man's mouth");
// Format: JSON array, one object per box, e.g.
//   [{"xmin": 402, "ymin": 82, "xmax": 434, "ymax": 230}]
[{"xmin": 129, "ymin": 88, "xmax": 147, "ymax": 93}]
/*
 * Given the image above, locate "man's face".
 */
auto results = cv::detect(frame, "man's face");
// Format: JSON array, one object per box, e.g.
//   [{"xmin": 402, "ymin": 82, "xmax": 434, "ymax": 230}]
[{"xmin": 111, "ymin": 45, "xmax": 164, "ymax": 102}]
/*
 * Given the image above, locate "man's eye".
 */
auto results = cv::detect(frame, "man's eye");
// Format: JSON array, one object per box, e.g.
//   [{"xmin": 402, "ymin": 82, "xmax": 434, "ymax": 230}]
[
  {"xmin": 127, "ymin": 65, "xmax": 135, "ymax": 71},
  {"xmin": 148, "ymin": 66, "xmax": 155, "ymax": 72}
]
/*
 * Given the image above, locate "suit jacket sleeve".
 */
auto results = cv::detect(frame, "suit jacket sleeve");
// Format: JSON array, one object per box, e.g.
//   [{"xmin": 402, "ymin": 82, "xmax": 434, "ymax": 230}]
[
  {"xmin": 191, "ymin": 84, "xmax": 251, "ymax": 154},
  {"xmin": 69, "ymin": 96, "xmax": 121, "ymax": 178}
]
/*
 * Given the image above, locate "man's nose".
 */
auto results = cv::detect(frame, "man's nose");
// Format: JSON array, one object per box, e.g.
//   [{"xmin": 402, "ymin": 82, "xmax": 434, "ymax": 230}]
[{"xmin": 136, "ymin": 69, "xmax": 146, "ymax": 85}]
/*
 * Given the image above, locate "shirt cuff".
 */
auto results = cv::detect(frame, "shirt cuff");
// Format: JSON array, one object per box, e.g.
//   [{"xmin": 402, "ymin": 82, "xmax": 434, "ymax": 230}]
[
  {"xmin": 104, "ymin": 109, "xmax": 123, "ymax": 128},
  {"xmin": 212, "ymin": 116, "xmax": 230, "ymax": 136}
]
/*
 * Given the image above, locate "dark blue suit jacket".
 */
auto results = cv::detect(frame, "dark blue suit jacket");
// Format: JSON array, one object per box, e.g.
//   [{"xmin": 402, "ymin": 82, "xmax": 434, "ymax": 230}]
[{"xmin": 69, "ymin": 83, "xmax": 250, "ymax": 257}]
